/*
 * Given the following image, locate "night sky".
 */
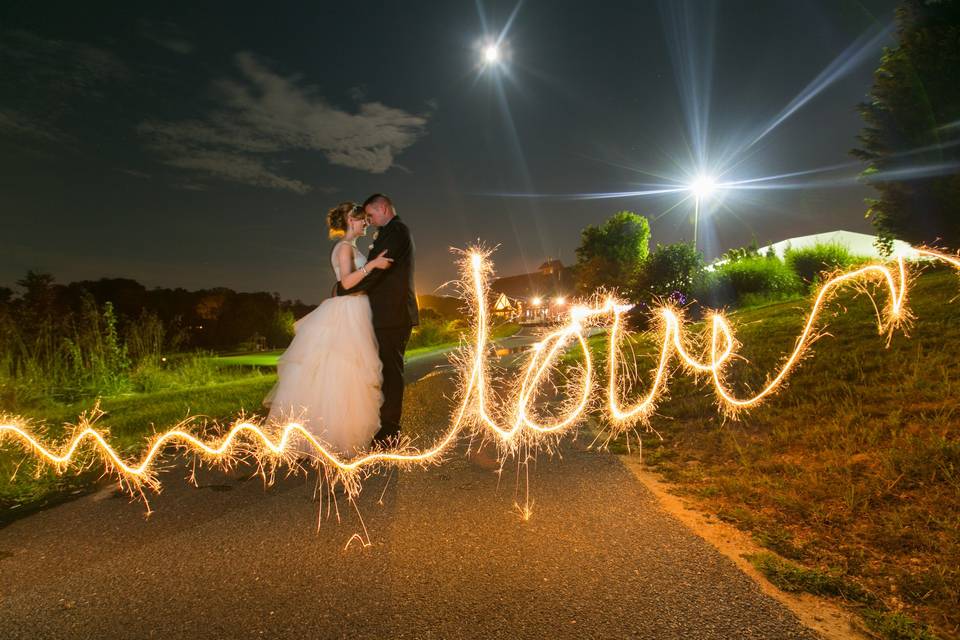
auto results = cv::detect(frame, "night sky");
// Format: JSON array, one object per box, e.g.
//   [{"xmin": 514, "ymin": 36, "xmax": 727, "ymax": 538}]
[{"xmin": 0, "ymin": 0, "xmax": 898, "ymax": 303}]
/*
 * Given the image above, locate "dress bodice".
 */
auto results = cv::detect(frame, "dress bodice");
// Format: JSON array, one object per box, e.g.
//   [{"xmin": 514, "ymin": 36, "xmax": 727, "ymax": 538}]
[{"xmin": 331, "ymin": 240, "xmax": 366, "ymax": 281}]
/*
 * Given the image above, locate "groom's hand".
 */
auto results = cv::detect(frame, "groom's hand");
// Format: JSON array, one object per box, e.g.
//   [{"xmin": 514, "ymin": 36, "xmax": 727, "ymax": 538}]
[{"xmin": 368, "ymin": 250, "xmax": 394, "ymax": 270}]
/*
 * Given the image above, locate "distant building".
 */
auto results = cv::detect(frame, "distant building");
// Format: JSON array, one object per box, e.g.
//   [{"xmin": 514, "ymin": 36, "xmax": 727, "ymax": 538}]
[{"xmin": 489, "ymin": 259, "xmax": 577, "ymax": 323}]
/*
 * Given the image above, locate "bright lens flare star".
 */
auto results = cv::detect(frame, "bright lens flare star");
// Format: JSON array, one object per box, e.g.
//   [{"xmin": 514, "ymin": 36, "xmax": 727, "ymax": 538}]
[
  {"xmin": 483, "ymin": 44, "xmax": 500, "ymax": 65},
  {"xmin": 2, "ymin": 245, "xmax": 960, "ymax": 514},
  {"xmin": 689, "ymin": 174, "xmax": 717, "ymax": 199}
]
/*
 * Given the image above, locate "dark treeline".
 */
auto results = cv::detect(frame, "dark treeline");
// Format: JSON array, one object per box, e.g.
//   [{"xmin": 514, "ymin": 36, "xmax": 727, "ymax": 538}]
[
  {"xmin": 1, "ymin": 271, "xmax": 314, "ymax": 352},
  {"xmin": 0, "ymin": 271, "xmax": 314, "ymax": 404}
]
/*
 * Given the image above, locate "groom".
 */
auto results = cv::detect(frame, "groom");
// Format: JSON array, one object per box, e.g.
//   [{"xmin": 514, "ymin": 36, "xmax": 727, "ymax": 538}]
[{"xmin": 336, "ymin": 193, "xmax": 418, "ymax": 444}]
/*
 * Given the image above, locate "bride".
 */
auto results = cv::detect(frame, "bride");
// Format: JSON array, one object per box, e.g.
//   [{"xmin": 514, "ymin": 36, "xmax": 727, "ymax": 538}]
[{"xmin": 264, "ymin": 202, "xmax": 392, "ymax": 458}]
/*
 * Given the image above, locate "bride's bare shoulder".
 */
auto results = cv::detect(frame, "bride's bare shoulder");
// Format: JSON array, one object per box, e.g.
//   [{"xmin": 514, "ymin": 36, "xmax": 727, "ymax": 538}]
[{"xmin": 332, "ymin": 240, "xmax": 351, "ymax": 257}]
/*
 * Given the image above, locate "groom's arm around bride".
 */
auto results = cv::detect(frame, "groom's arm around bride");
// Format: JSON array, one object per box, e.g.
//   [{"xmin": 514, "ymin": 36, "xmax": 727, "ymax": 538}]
[{"xmin": 336, "ymin": 194, "xmax": 418, "ymax": 444}]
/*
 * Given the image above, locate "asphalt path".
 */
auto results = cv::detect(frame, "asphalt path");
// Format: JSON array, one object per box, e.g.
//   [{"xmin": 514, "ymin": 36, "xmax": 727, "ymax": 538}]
[
  {"xmin": 0, "ymin": 334, "xmax": 817, "ymax": 639},
  {"xmin": 403, "ymin": 325, "xmax": 543, "ymax": 384}
]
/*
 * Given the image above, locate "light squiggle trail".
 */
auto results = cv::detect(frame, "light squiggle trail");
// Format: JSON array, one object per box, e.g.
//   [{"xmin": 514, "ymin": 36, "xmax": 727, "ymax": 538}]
[{"xmin": 1, "ymin": 246, "xmax": 958, "ymax": 504}]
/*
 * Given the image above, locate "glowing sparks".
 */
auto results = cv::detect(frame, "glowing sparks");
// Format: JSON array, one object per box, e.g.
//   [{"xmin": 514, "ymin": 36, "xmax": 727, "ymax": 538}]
[
  {"xmin": 483, "ymin": 44, "xmax": 500, "ymax": 65},
  {"xmin": 2, "ymin": 246, "xmax": 960, "ymax": 509}
]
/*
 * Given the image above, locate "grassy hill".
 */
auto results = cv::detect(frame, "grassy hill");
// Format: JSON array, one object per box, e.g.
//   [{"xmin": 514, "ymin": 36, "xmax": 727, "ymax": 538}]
[{"xmin": 597, "ymin": 267, "xmax": 959, "ymax": 639}]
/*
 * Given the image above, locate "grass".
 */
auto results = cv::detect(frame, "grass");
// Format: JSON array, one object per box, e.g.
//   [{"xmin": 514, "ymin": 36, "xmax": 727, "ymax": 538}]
[
  {"xmin": 0, "ymin": 373, "xmax": 276, "ymax": 520},
  {"xmin": 596, "ymin": 267, "xmax": 959, "ymax": 639},
  {"xmin": 746, "ymin": 551, "xmax": 868, "ymax": 600},
  {"xmin": 209, "ymin": 322, "xmax": 521, "ymax": 366},
  {"xmin": 407, "ymin": 321, "xmax": 522, "ymax": 358},
  {"xmin": 1, "ymin": 320, "xmax": 521, "ymax": 520},
  {"xmin": 213, "ymin": 345, "xmax": 454, "ymax": 367},
  {"xmin": 747, "ymin": 553, "xmax": 938, "ymax": 639},
  {"xmin": 405, "ymin": 342, "xmax": 458, "ymax": 359},
  {"xmin": 211, "ymin": 350, "xmax": 284, "ymax": 367}
]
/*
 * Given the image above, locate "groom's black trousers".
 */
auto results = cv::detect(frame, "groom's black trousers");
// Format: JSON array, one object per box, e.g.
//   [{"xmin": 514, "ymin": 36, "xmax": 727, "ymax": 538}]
[{"xmin": 374, "ymin": 325, "xmax": 412, "ymax": 443}]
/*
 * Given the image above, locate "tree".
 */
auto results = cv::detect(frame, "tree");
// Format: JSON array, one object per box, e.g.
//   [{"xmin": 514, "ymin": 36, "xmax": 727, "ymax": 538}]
[
  {"xmin": 852, "ymin": 0, "xmax": 960, "ymax": 252},
  {"xmin": 574, "ymin": 211, "xmax": 651, "ymax": 295},
  {"xmin": 719, "ymin": 237, "xmax": 760, "ymax": 264},
  {"xmin": 14, "ymin": 271, "xmax": 64, "ymax": 350},
  {"xmin": 637, "ymin": 243, "xmax": 705, "ymax": 301},
  {"xmin": 16, "ymin": 271, "xmax": 57, "ymax": 317},
  {"xmin": 266, "ymin": 308, "xmax": 295, "ymax": 347}
]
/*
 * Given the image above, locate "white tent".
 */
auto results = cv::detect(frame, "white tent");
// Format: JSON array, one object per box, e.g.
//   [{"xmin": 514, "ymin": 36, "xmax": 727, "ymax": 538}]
[
  {"xmin": 756, "ymin": 230, "xmax": 922, "ymax": 261},
  {"xmin": 709, "ymin": 230, "xmax": 924, "ymax": 270}
]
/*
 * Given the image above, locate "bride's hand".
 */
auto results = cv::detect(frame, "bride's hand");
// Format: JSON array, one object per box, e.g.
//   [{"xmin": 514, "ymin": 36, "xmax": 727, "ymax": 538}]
[{"xmin": 368, "ymin": 250, "xmax": 394, "ymax": 270}]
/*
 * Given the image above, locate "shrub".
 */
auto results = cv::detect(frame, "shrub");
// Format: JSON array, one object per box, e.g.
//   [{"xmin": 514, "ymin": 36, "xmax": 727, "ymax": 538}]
[
  {"xmin": 266, "ymin": 308, "xmax": 295, "ymax": 348},
  {"xmin": 130, "ymin": 352, "xmax": 222, "ymax": 393},
  {"xmin": 637, "ymin": 242, "xmax": 705, "ymax": 301},
  {"xmin": 719, "ymin": 237, "xmax": 761, "ymax": 264},
  {"xmin": 61, "ymin": 297, "xmax": 130, "ymax": 397},
  {"xmin": 696, "ymin": 256, "xmax": 802, "ymax": 308},
  {"xmin": 407, "ymin": 317, "xmax": 466, "ymax": 350},
  {"xmin": 419, "ymin": 308, "xmax": 442, "ymax": 323},
  {"xmin": 785, "ymin": 243, "xmax": 864, "ymax": 287},
  {"xmin": 124, "ymin": 309, "xmax": 166, "ymax": 365}
]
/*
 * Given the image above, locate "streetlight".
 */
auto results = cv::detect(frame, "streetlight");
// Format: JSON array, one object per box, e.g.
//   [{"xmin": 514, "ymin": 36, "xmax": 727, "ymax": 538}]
[
  {"xmin": 688, "ymin": 174, "xmax": 717, "ymax": 252},
  {"xmin": 483, "ymin": 43, "xmax": 500, "ymax": 65}
]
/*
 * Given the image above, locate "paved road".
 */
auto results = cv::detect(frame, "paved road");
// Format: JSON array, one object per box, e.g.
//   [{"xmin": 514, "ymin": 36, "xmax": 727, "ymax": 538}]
[{"xmin": 0, "ymin": 355, "xmax": 816, "ymax": 639}]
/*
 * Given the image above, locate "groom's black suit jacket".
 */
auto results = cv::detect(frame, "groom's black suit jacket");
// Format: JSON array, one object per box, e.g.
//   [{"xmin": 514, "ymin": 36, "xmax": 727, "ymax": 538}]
[{"xmin": 336, "ymin": 216, "xmax": 419, "ymax": 329}]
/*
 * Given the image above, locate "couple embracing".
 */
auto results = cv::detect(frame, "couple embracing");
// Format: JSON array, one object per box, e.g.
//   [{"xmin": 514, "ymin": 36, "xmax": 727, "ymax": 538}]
[{"xmin": 264, "ymin": 193, "xmax": 418, "ymax": 457}]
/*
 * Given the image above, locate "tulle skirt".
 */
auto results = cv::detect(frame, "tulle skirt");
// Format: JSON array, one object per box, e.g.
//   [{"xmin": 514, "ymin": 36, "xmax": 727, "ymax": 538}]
[{"xmin": 264, "ymin": 295, "xmax": 383, "ymax": 458}]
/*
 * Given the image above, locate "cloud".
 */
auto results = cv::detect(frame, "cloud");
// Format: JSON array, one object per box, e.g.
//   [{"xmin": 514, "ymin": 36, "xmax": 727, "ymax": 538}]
[
  {"xmin": 117, "ymin": 168, "xmax": 152, "ymax": 179},
  {"xmin": 140, "ymin": 52, "xmax": 429, "ymax": 192},
  {"xmin": 166, "ymin": 150, "xmax": 312, "ymax": 194},
  {"xmin": 151, "ymin": 37, "xmax": 194, "ymax": 55},
  {"xmin": 0, "ymin": 109, "xmax": 71, "ymax": 143},
  {"xmin": 348, "ymin": 85, "xmax": 369, "ymax": 102},
  {"xmin": 140, "ymin": 20, "xmax": 195, "ymax": 55},
  {"xmin": 0, "ymin": 30, "xmax": 128, "ymax": 145},
  {"xmin": 0, "ymin": 30, "xmax": 128, "ymax": 98},
  {"xmin": 173, "ymin": 181, "xmax": 208, "ymax": 192},
  {"xmin": 139, "ymin": 121, "xmax": 312, "ymax": 194}
]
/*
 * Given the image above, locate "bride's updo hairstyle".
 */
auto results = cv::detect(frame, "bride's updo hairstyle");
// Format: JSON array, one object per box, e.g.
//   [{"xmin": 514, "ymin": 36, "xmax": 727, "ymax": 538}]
[{"xmin": 327, "ymin": 201, "xmax": 364, "ymax": 239}]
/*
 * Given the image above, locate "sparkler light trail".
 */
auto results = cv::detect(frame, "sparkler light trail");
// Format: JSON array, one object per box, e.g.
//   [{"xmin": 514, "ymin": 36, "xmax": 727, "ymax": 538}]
[{"xmin": 2, "ymin": 245, "xmax": 960, "ymax": 509}]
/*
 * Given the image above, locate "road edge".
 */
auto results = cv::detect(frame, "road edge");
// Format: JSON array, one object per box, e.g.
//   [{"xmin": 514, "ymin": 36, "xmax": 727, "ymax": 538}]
[{"xmin": 617, "ymin": 454, "xmax": 869, "ymax": 640}]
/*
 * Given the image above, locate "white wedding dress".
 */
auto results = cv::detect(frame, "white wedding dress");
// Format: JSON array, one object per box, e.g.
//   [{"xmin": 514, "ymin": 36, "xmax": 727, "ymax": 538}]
[{"xmin": 264, "ymin": 241, "xmax": 383, "ymax": 458}]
